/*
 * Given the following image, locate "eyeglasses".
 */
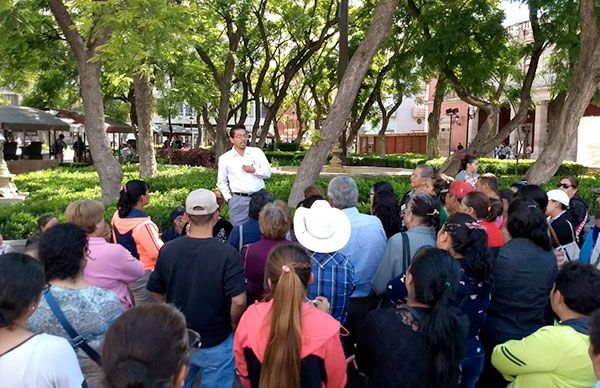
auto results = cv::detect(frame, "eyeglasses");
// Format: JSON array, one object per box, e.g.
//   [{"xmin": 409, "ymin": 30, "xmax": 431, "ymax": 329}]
[
  {"xmin": 233, "ymin": 134, "xmax": 248, "ymax": 139},
  {"xmin": 556, "ymin": 183, "xmax": 573, "ymax": 189}
]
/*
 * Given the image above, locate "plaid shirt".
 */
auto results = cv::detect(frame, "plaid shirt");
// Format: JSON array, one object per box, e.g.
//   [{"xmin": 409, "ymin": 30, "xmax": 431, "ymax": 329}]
[{"xmin": 307, "ymin": 251, "xmax": 355, "ymax": 324}]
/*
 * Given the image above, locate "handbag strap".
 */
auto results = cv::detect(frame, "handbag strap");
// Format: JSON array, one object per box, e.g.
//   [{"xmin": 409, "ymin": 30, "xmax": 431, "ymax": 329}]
[
  {"xmin": 239, "ymin": 224, "xmax": 244, "ymax": 251},
  {"xmin": 401, "ymin": 232, "xmax": 411, "ymax": 271},
  {"xmin": 43, "ymin": 287, "xmax": 102, "ymax": 365},
  {"xmin": 548, "ymin": 224, "xmax": 561, "ymax": 247}
]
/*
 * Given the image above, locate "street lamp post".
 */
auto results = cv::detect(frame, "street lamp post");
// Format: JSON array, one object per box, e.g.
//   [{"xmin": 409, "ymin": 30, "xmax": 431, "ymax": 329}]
[{"xmin": 446, "ymin": 108, "xmax": 459, "ymax": 155}]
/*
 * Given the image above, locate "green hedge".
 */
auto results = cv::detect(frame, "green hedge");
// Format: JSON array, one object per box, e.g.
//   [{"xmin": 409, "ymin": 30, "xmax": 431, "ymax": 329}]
[
  {"xmin": 1, "ymin": 163, "xmax": 597, "ymax": 240},
  {"xmin": 267, "ymin": 151, "xmax": 587, "ymax": 177}
]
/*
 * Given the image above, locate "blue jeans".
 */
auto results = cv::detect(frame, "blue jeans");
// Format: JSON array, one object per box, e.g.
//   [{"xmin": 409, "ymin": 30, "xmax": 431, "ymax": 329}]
[
  {"xmin": 184, "ymin": 334, "xmax": 235, "ymax": 388},
  {"xmin": 460, "ymin": 353, "xmax": 484, "ymax": 388}
]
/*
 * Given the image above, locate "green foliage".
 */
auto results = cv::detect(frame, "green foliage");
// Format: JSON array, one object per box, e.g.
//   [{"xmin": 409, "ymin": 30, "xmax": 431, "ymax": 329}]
[{"xmin": 1, "ymin": 163, "xmax": 598, "ymax": 240}]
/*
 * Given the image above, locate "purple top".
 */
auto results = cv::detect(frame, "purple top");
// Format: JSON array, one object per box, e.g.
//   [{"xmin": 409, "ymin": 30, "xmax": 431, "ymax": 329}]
[{"xmin": 241, "ymin": 238, "xmax": 291, "ymax": 303}]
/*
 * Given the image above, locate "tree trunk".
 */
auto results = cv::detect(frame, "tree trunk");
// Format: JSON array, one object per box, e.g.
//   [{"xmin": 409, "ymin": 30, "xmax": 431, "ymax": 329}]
[
  {"xmin": 427, "ymin": 75, "xmax": 445, "ymax": 158},
  {"xmin": 133, "ymin": 73, "xmax": 156, "ymax": 178},
  {"xmin": 293, "ymin": 95, "xmax": 306, "ymax": 144},
  {"xmin": 377, "ymin": 118, "xmax": 388, "ymax": 156},
  {"xmin": 127, "ymin": 86, "xmax": 138, "ymax": 127},
  {"xmin": 526, "ymin": 0, "xmax": 600, "ymax": 183},
  {"xmin": 47, "ymin": 0, "xmax": 122, "ymax": 204},
  {"xmin": 287, "ymin": 0, "xmax": 401, "ymax": 207},
  {"xmin": 194, "ymin": 113, "xmax": 203, "ymax": 148},
  {"xmin": 436, "ymin": 2, "xmax": 544, "ymax": 176}
]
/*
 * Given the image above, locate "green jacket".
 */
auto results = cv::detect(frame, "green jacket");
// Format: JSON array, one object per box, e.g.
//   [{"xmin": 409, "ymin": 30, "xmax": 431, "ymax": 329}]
[{"xmin": 492, "ymin": 322, "xmax": 595, "ymax": 388}]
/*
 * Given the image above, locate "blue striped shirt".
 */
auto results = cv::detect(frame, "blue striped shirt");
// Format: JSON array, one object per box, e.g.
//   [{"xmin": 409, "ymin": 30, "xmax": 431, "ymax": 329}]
[{"xmin": 307, "ymin": 251, "xmax": 355, "ymax": 324}]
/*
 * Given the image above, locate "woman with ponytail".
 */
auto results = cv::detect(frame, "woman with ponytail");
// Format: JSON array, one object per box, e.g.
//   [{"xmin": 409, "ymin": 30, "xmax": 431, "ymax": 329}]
[
  {"xmin": 356, "ymin": 247, "xmax": 468, "ymax": 388},
  {"xmin": 234, "ymin": 243, "xmax": 346, "ymax": 388},
  {"xmin": 112, "ymin": 180, "xmax": 163, "ymax": 306},
  {"xmin": 460, "ymin": 191, "xmax": 504, "ymax": 249},
  {"xmin": 455, "ymin": 155, "xmax": 479, "ymax": 188},
  {"xmin": 437, "ymin": 213, "xmax": 493, "ymax": 388}
]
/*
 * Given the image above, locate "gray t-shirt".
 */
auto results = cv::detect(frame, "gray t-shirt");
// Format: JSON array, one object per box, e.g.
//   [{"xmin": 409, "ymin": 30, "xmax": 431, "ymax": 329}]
[{"xmin": 28, "ymin": 285, "xmax": 121, "ymax": 387}]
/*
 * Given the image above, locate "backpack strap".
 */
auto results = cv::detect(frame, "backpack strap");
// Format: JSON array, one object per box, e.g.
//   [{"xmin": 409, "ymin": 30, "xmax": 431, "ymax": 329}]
[
  {"xmin": 401, "ymin": 232, "xmax": 411, "ymax": 271},
  {"xmin": 43, "ymin": 287, "xmax": 102, "ymax": 365}
]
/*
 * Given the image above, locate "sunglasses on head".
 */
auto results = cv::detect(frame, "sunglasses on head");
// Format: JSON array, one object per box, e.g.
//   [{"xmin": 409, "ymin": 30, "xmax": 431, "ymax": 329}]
[{"xmin": 556, "ymin": 183, "xmax": 573, "ymax": 189}]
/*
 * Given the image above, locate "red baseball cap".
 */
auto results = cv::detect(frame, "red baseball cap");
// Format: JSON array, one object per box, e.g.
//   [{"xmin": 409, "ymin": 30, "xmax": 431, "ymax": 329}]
[{"xmin": 449, "ymin": 181, "xmax": 474, "ymax": 198}]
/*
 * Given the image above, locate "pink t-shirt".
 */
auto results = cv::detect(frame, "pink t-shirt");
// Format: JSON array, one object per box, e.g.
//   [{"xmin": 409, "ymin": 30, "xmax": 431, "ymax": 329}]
[{"xmin": 84, "ymin": 237, "xmax": 145, "ymax": 310}]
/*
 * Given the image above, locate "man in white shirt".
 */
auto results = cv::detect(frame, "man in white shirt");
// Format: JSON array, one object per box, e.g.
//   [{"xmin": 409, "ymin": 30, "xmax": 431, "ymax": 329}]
[{"xmin": 217, "ymin": 125, "xmax": 272, "ymax": 226}]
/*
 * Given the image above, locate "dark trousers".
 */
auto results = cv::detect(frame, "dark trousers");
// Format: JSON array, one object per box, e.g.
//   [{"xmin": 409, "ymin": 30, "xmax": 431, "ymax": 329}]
[{"xmin": 344, "ymin": 296, "xmax": 379, "ymax": 355}]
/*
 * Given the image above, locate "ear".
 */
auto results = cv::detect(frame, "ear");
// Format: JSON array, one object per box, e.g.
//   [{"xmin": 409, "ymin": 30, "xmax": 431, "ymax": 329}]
[
  {"xmin": 308, "ymin": 272, "xmax": 314, "ymax": 285},
  {"xmin": 552, "ymin": 288, "xmax": 564, "ymax": 306},
  {"xmin": 174, "ymin": 364, "xmax": 189, "ymax": 388},
  {"xmin": 405, "ymin": 272, "xmax": 414, "ymax": 288}
]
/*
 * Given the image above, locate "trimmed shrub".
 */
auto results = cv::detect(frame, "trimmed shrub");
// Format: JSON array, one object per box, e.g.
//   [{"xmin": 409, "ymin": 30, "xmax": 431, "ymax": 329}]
[{"xmin": 159, "ymin": 147, "xmax": 216, "ymax": 168}]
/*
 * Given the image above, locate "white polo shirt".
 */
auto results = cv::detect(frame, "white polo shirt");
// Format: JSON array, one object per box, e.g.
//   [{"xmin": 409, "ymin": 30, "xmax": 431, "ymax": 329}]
[{"xmin": 217, "ymin": 146, "xmax": 272, "ymax": 202}]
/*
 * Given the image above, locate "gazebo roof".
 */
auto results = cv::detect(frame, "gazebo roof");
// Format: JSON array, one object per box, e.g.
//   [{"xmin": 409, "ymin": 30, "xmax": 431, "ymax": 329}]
[
  {"xmin": 0, "ymin": 106, "xmax": 70, "ymax": 132},
  {"xmin": 56, "ymin": 110, "xmax": 135, "ymax": 133}
]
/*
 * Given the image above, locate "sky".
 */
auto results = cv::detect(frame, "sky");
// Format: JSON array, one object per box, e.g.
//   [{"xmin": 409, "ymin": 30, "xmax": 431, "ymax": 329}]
[{"xmin": 500, "ymin": 0, "xmax": 530, "ymax": 26}]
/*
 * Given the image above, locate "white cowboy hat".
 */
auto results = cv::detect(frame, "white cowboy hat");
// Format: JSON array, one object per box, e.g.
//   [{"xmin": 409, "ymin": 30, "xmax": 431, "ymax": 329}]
[{"xmin": 293, "ymin": 200, "xmax": 351, "ymax": 253}]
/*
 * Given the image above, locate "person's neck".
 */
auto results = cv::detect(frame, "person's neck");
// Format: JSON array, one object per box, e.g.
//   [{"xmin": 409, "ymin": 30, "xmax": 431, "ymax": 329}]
[
  {"xmin": 406, "ymin": 297, "xmax": 430, "ymax": 309},
  {"xmin": 558, "ymin": 309, "xmax": 588, "ymax": 322},
  {"xmin": 133, "ymin": 203, "xmax": 145, "ymax": 211},
  {"xmin": 50, "ymin": 274, "xmax": 89, "ymax": 289},
  {"xmin": 187, "ymin": 225, "xmax": 214, "ymax": 239},
  {"xmin": 234, "ymin": 146, "xmax": 245, "ymax": 156}
]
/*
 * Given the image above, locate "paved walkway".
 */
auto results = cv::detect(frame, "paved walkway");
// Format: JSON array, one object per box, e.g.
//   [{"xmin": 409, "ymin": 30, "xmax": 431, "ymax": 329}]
[{"xmin": 272, "ymin": 165, "xmax": 413, "ymax": 178}]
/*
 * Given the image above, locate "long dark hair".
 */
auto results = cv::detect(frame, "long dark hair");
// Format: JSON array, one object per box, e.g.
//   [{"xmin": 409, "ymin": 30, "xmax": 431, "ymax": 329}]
[
  {"xmin": 117, "ymin": 180, "xmax": 149, "ymax": 218},
  {"xmin": 408, "ymin": 247, "xmax": 468, "ymax": 388},
  {"xmin": 373, "ymin": 191, "xmax": 402, "ymax": 238},
  {"xmin": 441, "ymin": 213, "xmax": 493, "ymax": 283},
  {"xmin": 261, "ymin": 243, "xmax": 313, "ymax": 388},
  {"xmin": 506, "ymin": 198, "xmax": 552, "ymax": 251}
]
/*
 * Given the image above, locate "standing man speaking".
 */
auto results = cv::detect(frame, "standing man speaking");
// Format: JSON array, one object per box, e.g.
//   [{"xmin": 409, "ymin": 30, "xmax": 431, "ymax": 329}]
[{"xmin": 217, "ymin": 125, "xmax": 272, "ymax": 226}]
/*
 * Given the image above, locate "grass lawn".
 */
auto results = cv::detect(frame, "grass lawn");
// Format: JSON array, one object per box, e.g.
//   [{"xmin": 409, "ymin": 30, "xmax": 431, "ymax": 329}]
[{"xmin": 0, "ymin": 163, "xmax": 598, "ymax": 240}]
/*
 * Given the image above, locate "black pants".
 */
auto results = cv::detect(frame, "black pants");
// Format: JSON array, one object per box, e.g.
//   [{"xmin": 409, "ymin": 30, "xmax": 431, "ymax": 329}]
[{"xmin": 344, "ymin": 296, "xmax": 379, "ymax": 356}]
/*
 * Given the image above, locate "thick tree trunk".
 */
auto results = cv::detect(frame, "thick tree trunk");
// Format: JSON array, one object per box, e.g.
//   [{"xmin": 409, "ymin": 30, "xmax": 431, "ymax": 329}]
[
  {"xmin": 526, "ymin": 0, "xmax": 600, "ymax": 183},
  {"xmin": 133, "ymin": 73, "xmax": 156, "ymax": 178},
  {"xmin": 293, "ymin": 95, "xmax": 306, "ymax": 144},
  {"xmin": 288, "ymin": 0, "xmax": 401, "ymax": 207},
  {"xmin": 377, "ymin": 118, "xmax": 388, "ymax": 156},
  {"xmin": 427, "ymin": 75, "xmax": 445, "ymax": 158},
  {"xmin": 79, "ymin": 61, "xmax": 124, "ymax": 204},
  {"xmin": 48, "ymin": 0, "xmax": 122, "ymax": 204}
]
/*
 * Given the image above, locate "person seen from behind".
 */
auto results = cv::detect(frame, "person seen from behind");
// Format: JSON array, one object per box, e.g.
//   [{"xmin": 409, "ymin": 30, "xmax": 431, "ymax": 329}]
[
  {"xmin": 581, "ymin": 212, "xmax": 600, "ymax": 265},
  {"xmin": 102, "ymin": 304, "xmax": 192, "ymax": 388},
  {"xmin": 369, "ymin": 181, "xmax": 394, "ymax": 214},
  {"xmin": 112, "ymin": 179, "xmax": 163, "ymax": 306},
  {"xmin": 372, "ymin": 190, "xmax": 402, "ymax": 238},
  {"xmin": 147, "ymin": 189, "xmax": 247, "ymax": 388},
  {"xmin": 478, "ymin": 198, "xmax": 557, "ymax": 388},
  {"xmin": 234, "ymin": 243, "xmax": 347, "ymax": 388},
  {"xmin": 65, "ymin": 199, "xmax": 144, "ymax": 311},
  {"xmin": 294, "ymin": 199, "xmax": 354, "ymax": 324},
  {"xmin": 25, "ymin": 213, "xmax": 58, "ymax": 247},
  {"xmin": 372, "ymin": 192, "xmax": 440, "ymax": 295},
  {"xmin": 355, "ymin": 247, "xmax": 468, "ymax": 388},
  {"xmin": 28, "ymin": 223, "xmax": 122, "ymax": 386},
  {"xmin": 0, "ymin": 253, "xmax": 84, "ymax": 387},
  {"xmin": 241, "ymin": 201, "xmax": 292, "ymax": 304},
  {"xmin": 460, "ymin": 191, "xmax": 504, "ymax": 249},
  {"xmin": 588, "ymin": 309, "xmax": 600, "ymax": 387},
  {"xmin": 227, "ymin": 189, "xmax": 274, "ymax": 251},
  {"xmin": 492, "ymin": 262, "xmax": 600, "ymax": 388}
]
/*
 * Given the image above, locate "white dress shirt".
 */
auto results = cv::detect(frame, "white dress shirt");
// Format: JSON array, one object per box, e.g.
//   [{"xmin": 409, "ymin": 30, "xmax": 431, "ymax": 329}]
[{"xmin": 217, "ymin": 146, "xmax": 272, "ymax": 202}]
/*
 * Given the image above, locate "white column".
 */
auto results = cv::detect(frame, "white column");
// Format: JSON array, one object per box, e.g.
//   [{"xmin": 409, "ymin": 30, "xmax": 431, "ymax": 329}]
[{"xmin": 532, "ymin": 101, "xmax": 548, "ymax": 159}]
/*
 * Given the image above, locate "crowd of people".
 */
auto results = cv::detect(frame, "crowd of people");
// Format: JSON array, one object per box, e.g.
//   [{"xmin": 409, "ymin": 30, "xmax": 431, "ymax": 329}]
[{"xmin": 2, "ymin": 129, "xmax": 600, "ymax": 388}]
